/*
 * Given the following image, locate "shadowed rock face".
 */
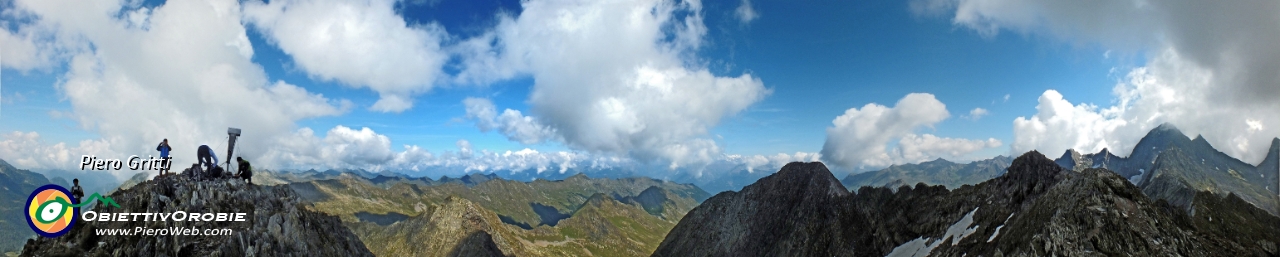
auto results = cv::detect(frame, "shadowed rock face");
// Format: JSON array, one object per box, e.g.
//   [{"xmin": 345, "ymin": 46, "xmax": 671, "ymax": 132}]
[
  {"xmin": 653, "ymin": 162, "xmax": 851, "ymax": 256},
  {"xmin": 654, "ymin": 151, "xmax": 1280, "ymax": 257},
  {"xmin": 19, "ymin": 168, "xmax": 373, "ymax": 257}
]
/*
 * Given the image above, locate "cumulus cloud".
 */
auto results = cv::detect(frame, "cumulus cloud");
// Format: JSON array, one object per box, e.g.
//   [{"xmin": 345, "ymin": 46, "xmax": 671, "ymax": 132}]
[
  {"xmin": 734, "ymin": 0, "xmax": 759, "ymax": 24},
  {"xmin": 1013, "ymin": 56, "xmax": 1279, "ymax": 162},
  {"xmin": 452, "ymin": 0, "xmax": 770, "ymax": 169},
  {"xmin": 917, "ymin": 0, "xmax": 1280, "ymax": 162},
  {"xmin": 1011, "ymin": 90, "xmax": 1130, "ymax": 157},
  {"xmin": 243, "ymin": 0, "xmax": 449, "ymax": 112},
  {"xmin": 0, "ymin": 24, "xmax": 62, "ymax": 71},
  {"xmin": 821, "ymin": 93, "xmax": 1002, "ymax": 169},
  {"xmin": 462, "ymin": 97, "xmax": 558, "ymax": 144},
  {"xmin": 964, "ymin": 107, "xmax": 989, "ymax": 121},
  {"xmin": 0, "ymin": 131, "xmax": 124, "ymax": 176},
  {"xmin": 258, "ymin": 125, "xmax": 630, "ymax": 175},
  {"xmin": 0, "ymin": 0, "xmax": 351, "ymax": 180},
  {"xmin": 260, "ymin": 125, "xmax": 396, "ymax": 168},
  {"xmin": 896, "ymin": 134, "xmax": 1001, "ymax": 163}
]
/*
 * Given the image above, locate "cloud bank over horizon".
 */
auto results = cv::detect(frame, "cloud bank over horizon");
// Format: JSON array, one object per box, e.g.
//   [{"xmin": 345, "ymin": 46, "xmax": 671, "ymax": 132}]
[{"xmin": 913, "ymin": 0, "xmax": 1280, "ymax": 163}]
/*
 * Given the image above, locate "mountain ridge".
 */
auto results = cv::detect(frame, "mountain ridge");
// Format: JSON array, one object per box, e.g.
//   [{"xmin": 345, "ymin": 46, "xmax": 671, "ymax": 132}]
[
  {"xmin": 655, "ymin": 152, "xmax": 1280, "ymax": 256},
  {"xmin": 20, "ymin": 166, "xmax": 373, "ymax": 256},
  {"xmin": 1053, "ymin": 124, "xmax": 1280, "ymax": 215},
  {"xmin": 842, "ymin": 155, "xmax": 1013, "ymax": 191}
]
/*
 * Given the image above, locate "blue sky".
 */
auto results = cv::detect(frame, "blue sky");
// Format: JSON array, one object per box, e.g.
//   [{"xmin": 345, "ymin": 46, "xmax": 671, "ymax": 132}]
[{"xmin": 2, "ymin": 0, "xmax": 1277, "ymax": 181}]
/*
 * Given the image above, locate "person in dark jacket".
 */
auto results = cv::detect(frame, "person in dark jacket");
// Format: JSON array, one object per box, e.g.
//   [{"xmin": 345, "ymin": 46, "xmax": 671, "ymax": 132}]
[
  {"xmin": 71, "ymin": 179, "xmax": 84, "ymax": 203},
  {"xmin": 236, "ymin": 157, "xmax": 253, "ymax": 185},
  {"xmin": 197, "ymin": 145, "xmax": 218, "ymax": 172},
  {"xmin": 156, "ymin": 139, "xmax": 172, "ymax": 175}
]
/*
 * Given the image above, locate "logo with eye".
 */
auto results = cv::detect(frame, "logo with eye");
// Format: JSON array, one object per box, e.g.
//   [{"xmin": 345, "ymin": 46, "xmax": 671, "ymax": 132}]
[{"xmin": 26, "ymin": 185, "xmax": 79, "ymax": 237}]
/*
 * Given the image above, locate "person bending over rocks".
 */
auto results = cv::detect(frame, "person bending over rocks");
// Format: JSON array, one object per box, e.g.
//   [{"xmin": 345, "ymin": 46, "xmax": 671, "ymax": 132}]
[{"xmin": 236, "ymin": 157, "xmax": 253, "ymax": 185}]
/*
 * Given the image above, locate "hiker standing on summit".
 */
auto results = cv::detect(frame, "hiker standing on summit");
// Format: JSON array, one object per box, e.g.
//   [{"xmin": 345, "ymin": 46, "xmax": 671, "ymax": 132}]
[
  {"xmin": 156, "ymin": 139, "xmax": 172, "ymax": 175},
  {"xmin": 71, "ymin": 178, "xmax": 84, "ymax": 203}
]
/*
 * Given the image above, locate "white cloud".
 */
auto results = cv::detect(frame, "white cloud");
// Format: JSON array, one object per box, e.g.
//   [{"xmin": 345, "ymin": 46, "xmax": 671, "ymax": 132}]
[
  {"xmin": 920, "ymin": 0, "xmax": 1280, "ymax": 163},
  {"xmin": 453, "ymin": 0, "xmax": 770, "ymax": 169},
  {"xmin": 0, "ymin": 0, "xmax": 351, "ymax": 180},
  {"xmin": 462, "ymin": 97, "xmax": 557, "ymax": 144},
  {"xmin": 0, "ymin": 131, "xmax": 124, "ymax": 177},
  {"xmin": 734, "ymin": 0, "xmax": 759, "ymax": 24},
  {"xmin": 733, "ymin": 152, "xmax": 821, "ymax": 173},
  {"xmin": 455, "ymin": 139, "xmax": 473, "ymax": 158},
  {"xmin": 2, "ymin": 0, "xmax": 774, "ymax": 181},
  {"xmin": 896, "ymin": 134, "xmax": 1001, "ymax": 163},
  {"xmin": 243, "ymin": 0, "xmax": 449, "ymax": 112},
  {"xmin": 821, "ymin": 93, "xmax": 1001, "ymax": 169},
  {"xmin": 0, "ymin": 5, "xmax": 94, "ymax": 72},
  {"xmin": 258, "ymin": 125, "xmax": 628, "ymax": 175},
  {"xmin": 965, "ymin": 107, "xmax": 989, "ymax": 121},
  {"xmin": 0, "ymin": 25, "xmax": 57, "ymax": 71},
  {"xmin": 1013, "ymin": 54, "xmax": 1280, "ymax": 162},
  {"xmin": 260, "ymin": 125, "xmax": 396, "ymax": 168},
  {"xmin": 1011, "ymin": 90, "xmax": 1131, "ymax": 156},
  {"xmin": 1003, "ymin": 94, "xmax": 1010, "ymax": 102}
]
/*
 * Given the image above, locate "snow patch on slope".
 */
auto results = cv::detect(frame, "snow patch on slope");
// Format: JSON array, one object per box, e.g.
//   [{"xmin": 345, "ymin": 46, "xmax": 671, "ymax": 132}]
[
  {"xmin": 886, "ymin": 207, "xmax": 981, "ymax": 257},
  {"xmin": 1129, "ymin": 169, "xmax": 1145, "ymax": 185},
  {"xmin": 987, "ymin": 212, "xmax": 1014, "ymax": 242}
]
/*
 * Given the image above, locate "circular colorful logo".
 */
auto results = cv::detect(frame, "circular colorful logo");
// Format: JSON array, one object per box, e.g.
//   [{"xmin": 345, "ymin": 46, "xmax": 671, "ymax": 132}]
[{"xmin": 25, "ymin": 184, "xmax": 79, "ymax": 237}]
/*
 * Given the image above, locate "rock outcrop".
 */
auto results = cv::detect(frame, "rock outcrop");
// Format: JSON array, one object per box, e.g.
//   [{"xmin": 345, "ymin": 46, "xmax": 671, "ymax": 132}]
[
  {"xmin": 654, "ymin": 162, "xmax": 852, "ymax": 256},
  {"xmin": 654, "ymin": 151, "xmax": 1280, "ymax": 256},
  {"xmin": 20, "ymin": 167, "xmax": 373, "ymax": 257}
]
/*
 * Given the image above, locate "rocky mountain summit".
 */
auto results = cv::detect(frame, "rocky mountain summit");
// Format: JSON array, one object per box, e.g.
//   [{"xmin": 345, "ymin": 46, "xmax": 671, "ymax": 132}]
[
  {"xmin": 655, "ymin": 151, "xmax": 1280, "ymax": 256},
  {"xmin": 1055, "ymin": 124, "xmax": 1280, "ymax": 215},
  {"xmin": 20, "ymin": 167, "xmax": 373, "ymax": 257}
]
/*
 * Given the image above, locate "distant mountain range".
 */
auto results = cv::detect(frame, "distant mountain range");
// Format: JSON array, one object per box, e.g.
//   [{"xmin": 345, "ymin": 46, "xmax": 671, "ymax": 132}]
[
  {"xmin": 0, "ymin": 159, "xmax": 51, "ymax": 254},
  {"xmin": 261, "ymin": 160, "xmax": 776, "ymax": 194},
  {"xmin": 1054, "ymin": 124, "xmax": 1280, "ymax": 215},
  {"xmin": 656, "ymin": 152, "xmax": 1280, "ymax": 256},
  {"xmin": 841, "ymin": 155, "xmax": 1014, "ymax": 190},
  {"xmin": 836, "ymin": 124, "xmax": 1280, "ymax": 218}
]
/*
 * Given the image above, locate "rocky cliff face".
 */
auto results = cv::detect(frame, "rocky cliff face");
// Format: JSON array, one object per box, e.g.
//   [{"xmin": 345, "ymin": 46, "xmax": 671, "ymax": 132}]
[
  {"xmin": 1262, "ymin": 139, "xmax": 1280, "ymax": 203},
  {"xmin": 654, "ymin": 151, "xmax": 1280, "ymax": 256},
  {"xmin": 654, "ymin": 162, "xmax": 852, "ymax": 256},
  {"xmin": 1053, "ymin": 124, "xmax": 1280, "ymax": 216},
  {"xmin": 19, "ymin": 167, "xmax": 373, "ymax": 257}
]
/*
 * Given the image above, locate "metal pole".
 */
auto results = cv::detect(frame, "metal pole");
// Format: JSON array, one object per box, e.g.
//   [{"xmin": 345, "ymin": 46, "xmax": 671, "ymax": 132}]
[{"xmin": 227, "ymin": 127, "xmax": 242, "ymax": 173}]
